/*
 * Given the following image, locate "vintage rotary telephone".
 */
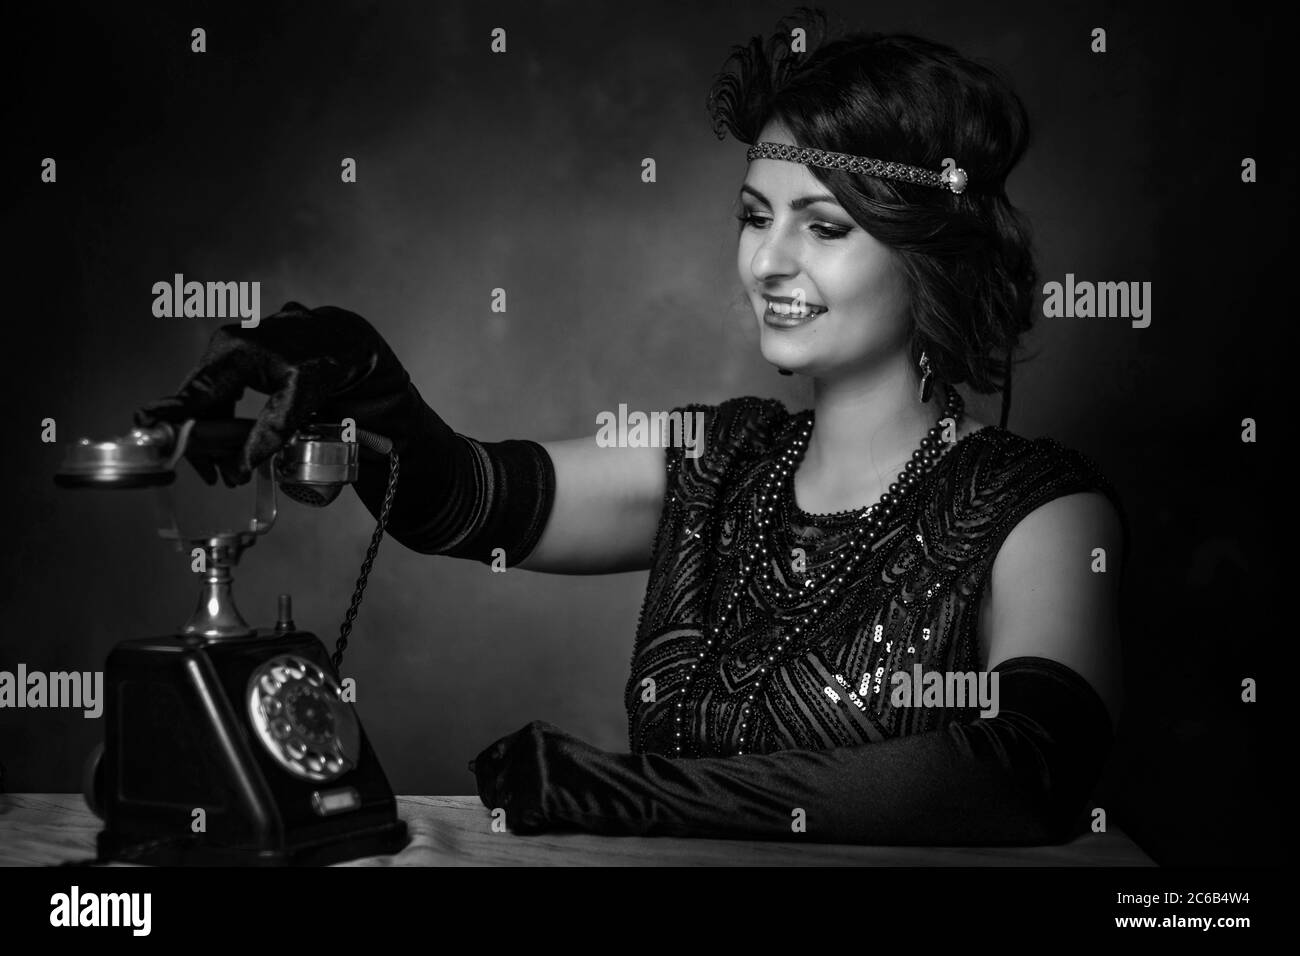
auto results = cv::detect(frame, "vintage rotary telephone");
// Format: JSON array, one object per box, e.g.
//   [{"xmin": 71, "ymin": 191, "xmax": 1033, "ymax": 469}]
[{"xmin": 54, "ymin": 417, "xmax": 410, "ymax": 865}]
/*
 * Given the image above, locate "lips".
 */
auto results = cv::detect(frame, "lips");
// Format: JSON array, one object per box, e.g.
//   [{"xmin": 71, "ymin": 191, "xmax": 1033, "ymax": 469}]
[{"xmin": 763, "ymin": 307, "xmax": 822, "ymax": 329}]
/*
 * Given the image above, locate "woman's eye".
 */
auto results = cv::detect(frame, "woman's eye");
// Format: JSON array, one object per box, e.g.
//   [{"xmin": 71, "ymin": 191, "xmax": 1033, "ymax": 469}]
[
  {"xmin": 735, "ymin": 211, "xmax": 770, "ymax": 229},
  {"xmin": 811, "ymin": 224, "xmax": 851, "ymax": 240}
]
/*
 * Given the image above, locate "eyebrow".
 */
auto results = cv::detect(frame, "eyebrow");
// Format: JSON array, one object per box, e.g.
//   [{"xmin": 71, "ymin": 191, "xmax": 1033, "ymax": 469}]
[{"xmin": 739, "ymin": 183, "xmax": 842, "ymax": 210}]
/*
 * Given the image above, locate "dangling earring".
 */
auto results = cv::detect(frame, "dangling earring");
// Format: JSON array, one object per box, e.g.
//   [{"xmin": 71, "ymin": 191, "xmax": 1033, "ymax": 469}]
[{"xmin": 917, "ymin": 351, "xmax": 934, "ymax": 404}]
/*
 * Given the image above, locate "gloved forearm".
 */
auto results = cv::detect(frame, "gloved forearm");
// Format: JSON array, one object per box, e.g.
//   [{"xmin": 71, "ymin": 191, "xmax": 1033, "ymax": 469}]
[
  {"xmin": 472, "ymin": 656, "xmax": 1114, "ymax": 845},
  {"xmin": 350, "ymin": 387, "xmax": 556, "ymax": 567}
]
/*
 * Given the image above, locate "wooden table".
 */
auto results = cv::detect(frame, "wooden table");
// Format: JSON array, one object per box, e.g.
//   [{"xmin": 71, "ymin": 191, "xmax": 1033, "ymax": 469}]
[{"xmin": 0, "ymin": 794, "xmax": 1155, "ymax": 866}]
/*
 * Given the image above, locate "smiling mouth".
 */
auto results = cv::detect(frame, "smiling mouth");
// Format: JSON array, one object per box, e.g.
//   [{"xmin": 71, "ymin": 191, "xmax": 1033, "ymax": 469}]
[{"xmin": 763, "ymin": 299, "xmax": 827, "ymax": 320}]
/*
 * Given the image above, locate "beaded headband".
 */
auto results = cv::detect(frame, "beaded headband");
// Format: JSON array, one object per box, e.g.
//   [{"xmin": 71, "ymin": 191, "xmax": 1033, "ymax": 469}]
[{"xmin": 746, "ymin": 141, "xmax": 968, "ymax": 195}]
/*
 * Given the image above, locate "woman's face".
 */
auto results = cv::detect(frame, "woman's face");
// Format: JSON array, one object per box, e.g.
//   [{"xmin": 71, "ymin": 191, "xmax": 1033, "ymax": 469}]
[{"xmin": 737, "ymin": 120, "xmax": 911, "ymax": 379}]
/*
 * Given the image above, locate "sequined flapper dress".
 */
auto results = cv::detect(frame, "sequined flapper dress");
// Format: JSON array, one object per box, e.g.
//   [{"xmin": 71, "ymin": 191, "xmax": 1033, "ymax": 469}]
[{"xmin": 626, "ymin": 396, "xmax": 1124, "ymax": 759}]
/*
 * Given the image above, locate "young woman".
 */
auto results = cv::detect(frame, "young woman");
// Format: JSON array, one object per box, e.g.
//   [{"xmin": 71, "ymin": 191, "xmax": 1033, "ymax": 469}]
[{"xmin": 137, "ymin": 14, "xmax": 1128, "ymax": 845}]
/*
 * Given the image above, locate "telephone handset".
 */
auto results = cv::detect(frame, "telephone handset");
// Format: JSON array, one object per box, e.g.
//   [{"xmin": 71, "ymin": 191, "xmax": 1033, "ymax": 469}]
[{"xmin": 54, "ymin": 417, "xmax": 409, "ymax": 865}]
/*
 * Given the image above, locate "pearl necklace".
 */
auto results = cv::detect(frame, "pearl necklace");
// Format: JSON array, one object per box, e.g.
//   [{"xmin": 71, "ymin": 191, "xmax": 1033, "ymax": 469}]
[{"xmin": 673, "ymin": 384, "xmax": 964, "ymax": 756}]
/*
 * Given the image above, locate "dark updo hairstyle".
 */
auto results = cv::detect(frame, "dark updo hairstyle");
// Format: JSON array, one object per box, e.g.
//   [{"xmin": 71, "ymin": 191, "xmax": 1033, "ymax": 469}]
[{"xmin": 708, "ymin": 8, "xmax": 1037, "ymax": 423}]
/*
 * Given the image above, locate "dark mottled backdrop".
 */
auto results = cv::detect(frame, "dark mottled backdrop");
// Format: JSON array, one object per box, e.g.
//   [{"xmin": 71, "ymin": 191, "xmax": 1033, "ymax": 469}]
[{"xmin": 3, "ymin": 0, "xmax": 1285, "ymax": 865}]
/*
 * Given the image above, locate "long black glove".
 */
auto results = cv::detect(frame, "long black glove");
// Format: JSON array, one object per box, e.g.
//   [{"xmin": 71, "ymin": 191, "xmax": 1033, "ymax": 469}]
[
  {"xmin": 471, "ymin": 656, "xmax": 1114, "ymax": 845},
  {"xmin": 132, "ymin": 302, "xmax": 512, "ymax": 557}
]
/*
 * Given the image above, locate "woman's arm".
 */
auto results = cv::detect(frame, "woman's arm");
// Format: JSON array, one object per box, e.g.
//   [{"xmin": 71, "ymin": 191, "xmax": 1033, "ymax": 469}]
[
  {"xmin": 132, "ymin": 301, "xmax": 676, "ymax": 575},
  {"xmin": 473, "ymin": 492, "xmax": 1126, "ymax": 844},
  {"xmin": 977, "ymin": 494, "xmax": 1123, "ymax": 723},
  {"xmin": 981, "ymin": 491, "xmax": 1125, "ymax": 729},
  {"xmin": 513, "ymin": 436, "xmax": 667, "ymax": 575}
]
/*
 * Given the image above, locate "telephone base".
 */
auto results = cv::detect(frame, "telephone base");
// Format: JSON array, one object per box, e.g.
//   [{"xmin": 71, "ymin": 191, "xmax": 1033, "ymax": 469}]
[{"xmin": 89, "ymin": 627, "xmax": 412, "ymax": 867}]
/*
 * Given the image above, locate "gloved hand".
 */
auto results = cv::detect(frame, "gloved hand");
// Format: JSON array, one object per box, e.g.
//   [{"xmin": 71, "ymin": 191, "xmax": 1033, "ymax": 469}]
[
  {"xmin": 134, "ymin": 301, "xmax": 487, "ymax": 555},
  {"xmin": 134, "ymin": 301, "xmax": 454, "ymax": 487},
  {"xmin": 471, "ymin": 720, "xmax": 640, "ymax": 835}
]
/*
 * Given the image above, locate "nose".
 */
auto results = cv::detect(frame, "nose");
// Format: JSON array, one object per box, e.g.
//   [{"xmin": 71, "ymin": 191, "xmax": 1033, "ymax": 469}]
[{"xmin": 748, "ymin": 221, "xmax": 800, "ymax": 285}]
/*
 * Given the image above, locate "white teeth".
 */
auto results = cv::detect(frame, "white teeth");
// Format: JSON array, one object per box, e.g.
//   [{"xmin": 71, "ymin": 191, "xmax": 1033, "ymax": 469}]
[{"xmin": 767, "ymin": 301, "xmax": 820, "ymax": 318}]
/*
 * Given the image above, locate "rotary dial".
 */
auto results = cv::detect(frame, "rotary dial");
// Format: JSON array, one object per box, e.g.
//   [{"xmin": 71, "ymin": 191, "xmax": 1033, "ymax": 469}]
[{"xmin": 246, "ymin": 654, "xmax": 361, "ymax": 782}]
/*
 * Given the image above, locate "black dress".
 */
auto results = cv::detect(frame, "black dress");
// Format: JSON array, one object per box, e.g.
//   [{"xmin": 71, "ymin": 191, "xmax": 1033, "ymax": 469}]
[{"xmin": 627, "ymin": 396, "xmax": 1127, "ymax": 758}]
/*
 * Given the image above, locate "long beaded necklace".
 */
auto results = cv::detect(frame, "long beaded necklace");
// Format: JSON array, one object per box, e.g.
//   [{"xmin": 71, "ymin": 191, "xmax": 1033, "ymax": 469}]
[{"xmin": 672, "ymin": 384, "xmax": 964, "ymax": 756}]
